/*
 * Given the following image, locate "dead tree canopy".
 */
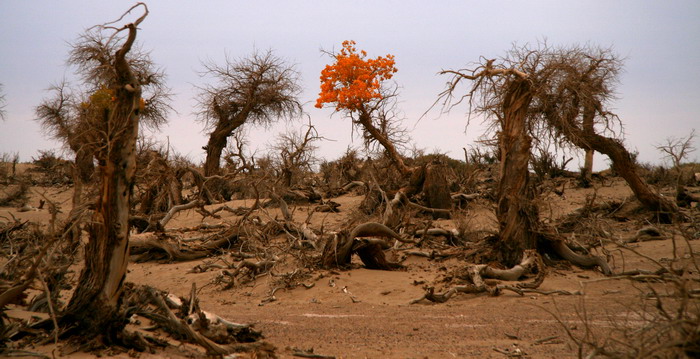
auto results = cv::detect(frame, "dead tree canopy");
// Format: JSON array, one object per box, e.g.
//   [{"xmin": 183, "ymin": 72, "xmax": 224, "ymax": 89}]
[
  {"xmin": 197, "ymin": 51, "xmax": 302, "ymax": 176},
  {"xmin": 439, "ymin": 42, "xmax": 677, "ymax": 216},
  {"xmin": 524, "ymin": 44, "xmax": 678, "ymax": 216},
  {"xmin": 272, "ymin": 121, "xmax": 322, "ymax": 188},
  {"xmin": 434, "ymin": 43, "xmax": 638, "ymax": 268},
  {"xmin": 35, "ymin": 24, "xmax": 172, "ymax": 219}
]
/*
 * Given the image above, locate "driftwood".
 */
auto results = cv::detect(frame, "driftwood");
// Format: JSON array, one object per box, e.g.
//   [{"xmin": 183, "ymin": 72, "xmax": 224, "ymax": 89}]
[
  {"xmin": 131, "ymin": 199, "xmax": 205, "ymax": 233},
  {"xmin": 269, "ymin": 192, "xmax": 321, "ymax": 249},
  {"xmin": 158, "ymin": 199, "xmax": 202, "ymax": 229},
  {"xmin": 404, "ymin": 199, "xmax": 452, "ymax": 218},
  {"xmin": 622, "ymin": 226, "xmax": 664, "ymax": 243},
  {"xmin": 414, "ymin": 228, "xmax": 460, "ymax": 238},
  {"xmin": 451, "ymin": 193, "xmax": 479, "ymax": 208},
  {"xmin": 313, "ymin": 200, "xmax": 341, "ymax": 213},
  {"xmin": 341, "ymin": 181, "xmax": 366, "ymax": 193}
]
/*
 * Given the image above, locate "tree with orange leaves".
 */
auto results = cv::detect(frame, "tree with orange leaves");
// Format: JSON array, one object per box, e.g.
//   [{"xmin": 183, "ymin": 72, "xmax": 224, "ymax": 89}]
[{"xmin": 316, "ymin": 40, "xmax": 410, "ymax": 176}]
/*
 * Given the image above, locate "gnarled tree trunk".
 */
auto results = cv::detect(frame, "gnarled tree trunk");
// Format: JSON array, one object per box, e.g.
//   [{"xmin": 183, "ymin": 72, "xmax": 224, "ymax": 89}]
[
  {"xmin": 495, "ymin": 79, "xmax": 538, "ymax": 267},
  {"xmin": 580, "ymin": 131, "xmax": 677, "ymax": 214},
  {"xmin": 203, "ymin": 102, "xmax": 250, "ymax": 177},
  {"xmin": 203, "ymin": 125, "xmax": 232, "ymax": 177},
  {"xmin": 202, "ymin": 111, "xmax": 248, "ymax": 202},
  {"xmin": 203, "ymin": 126, "xmax": 229, "ymax": 177},
  {"xmin": 66, "ymin": 146, "xmax": 95, "ymax": 243},
  {"xmin": 61, "ymin": 18, "xmax": 144, "ymax": 340},
  {"xmin": 554, "ymin": 104, "xmax": 678, "ymax": 216}
]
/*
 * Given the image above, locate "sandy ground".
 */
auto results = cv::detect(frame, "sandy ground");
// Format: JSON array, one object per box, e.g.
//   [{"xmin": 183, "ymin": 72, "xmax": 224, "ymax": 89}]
[{"xmin": 2, "ymin": 172, "xmax": 698, "ymax": 358}]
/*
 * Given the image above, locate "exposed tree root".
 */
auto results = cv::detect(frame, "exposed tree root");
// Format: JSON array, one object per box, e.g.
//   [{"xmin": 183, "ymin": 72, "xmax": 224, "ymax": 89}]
[
  {"xmin": 321, "ymin": 222, "xmax": 409, "ymax": 270},
  {"xmin": 411, "ymin": 250, "xmax": 545, "ymax": 304},
  {"xmin": 548, "ymin": 239, "xmax": 611, "ymax": 275}
]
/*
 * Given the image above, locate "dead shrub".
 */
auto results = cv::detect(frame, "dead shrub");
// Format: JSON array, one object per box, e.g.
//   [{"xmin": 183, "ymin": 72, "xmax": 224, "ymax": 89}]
[
  {"xmin": 319, "ymin": 147, "xmax": 366, "ymax": 194},
  {"xmin": 30, "ymin": 150, "xmax": 72, "ymax": 186},
  {"xmin": 546, "ymin": 225, "xmax": 700, "ymax": 358},
  {"xmin": 530, "ymin": 148, "xmax": 572, "ymax": 182},
  {"xmin": 0, "ymin": 152, "xmax": 19, "ymax": 184},
  {"xmin": 0, "ymin": 180, "xmax": 30, "ymax": 207}
]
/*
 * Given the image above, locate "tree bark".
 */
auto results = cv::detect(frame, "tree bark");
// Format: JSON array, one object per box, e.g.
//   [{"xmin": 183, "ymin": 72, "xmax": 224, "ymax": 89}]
[
  {"xmin": 581, "ymin": 132, "xmax": 677, "ymax": 214},
  {"xmin": 62, "ymin": 19, "xmax": 144, "ymax": 340},
  {"xmin": 203, "ymin": 108, "xmax": 248, "ymax": 177},
  {"xmin": 67, "ymin": 147, "xmax": 94, "ymax": 243},
  {"xmin": 357, "ymin": 108, "xmax": 411, "ymax": 176},
  {"xmin": 495, "ymin": 79, "xmax": 538, "ymax": 267},
  {"xmin": 203, "ymin": 126, "xmax": 229, "ymax": 177},
  {"xmin": 581, "ymin": 106, "xmax": 595, "ymax": 181}
]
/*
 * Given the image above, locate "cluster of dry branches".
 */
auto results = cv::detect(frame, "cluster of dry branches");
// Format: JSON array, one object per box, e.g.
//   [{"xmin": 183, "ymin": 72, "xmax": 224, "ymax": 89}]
[{"xmin": 545, "ymin": 224, "xmax": 700, "ymax": 358}]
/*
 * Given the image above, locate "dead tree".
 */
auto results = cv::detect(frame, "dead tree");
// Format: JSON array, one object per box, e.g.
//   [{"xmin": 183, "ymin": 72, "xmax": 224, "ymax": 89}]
[
  {"xmin": 36, "ymin": 20, "xmax": 171, "ymax": 241},
  {"xmin": 59, "ymin": 3, "xmax": 149, "ymax": 342},
  {"xmin": 528, "ymin": 45, "xmax": 678, "ymax": 216},
  {"xmin": 656, "ymin": 129, "xmax": 697, "ymax": 206},
  {"xmin": 495, "ymin": 77, "xmax": 539, "ymax": 265},
  {"xmin": 272, "ymin": 121, "xmax": 322, "ymax": 187},
  {"xmin": 438, "ymin": 60, "xmax": 537, "ymax": 266},
  {"xmin": 197, "ymin": 51, "xmax": 302, "ymax": 177},
  {"xmin": 581, "ymin": 107, "xmax": 595, "ymax": 182},
  {"xmin": 36, "ymin": 83, "xmax": 97, "ymax": 230},
  {"xmin": 435, "ymin": 44, "xmax": 620, "ymax": 268}
]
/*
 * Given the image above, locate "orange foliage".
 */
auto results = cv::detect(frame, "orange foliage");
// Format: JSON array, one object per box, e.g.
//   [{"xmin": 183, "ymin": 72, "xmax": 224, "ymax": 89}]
[{"xmin": 316, "ymin": 40, "xmax": 397, "ymax": 112}]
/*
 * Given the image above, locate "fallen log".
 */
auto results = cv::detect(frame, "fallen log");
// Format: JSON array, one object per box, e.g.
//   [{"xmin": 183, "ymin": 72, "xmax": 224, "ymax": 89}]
[{"xmin": 129, "ymin": 231, "xmax": 239, "ymax": 262}]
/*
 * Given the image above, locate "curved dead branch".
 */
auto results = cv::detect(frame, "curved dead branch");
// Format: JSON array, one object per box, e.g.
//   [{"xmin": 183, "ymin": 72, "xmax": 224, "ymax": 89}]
[
  {"xmin": 321, "ymin": 222, "xmax": 411, "ymax": 270},
  {"xmin": 349, "ymin": 222, "xmax": 403, "ymax": 242},
  {"xmin": 549, "ymin": 239, "xmax": 611, "ymax": 275},
  {"xmin": 158, "ymin": 199, "xmax": 203, "ymax": 230},
  {"xmin": 482, "ymin": 249, "xmax": 542, "ymax": 281}
]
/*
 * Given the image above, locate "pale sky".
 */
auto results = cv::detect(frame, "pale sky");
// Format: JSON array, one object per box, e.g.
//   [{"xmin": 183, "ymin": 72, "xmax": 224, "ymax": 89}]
[{"xmin": 1, "ymin": 1, "xmax": 699, "ymax": 169}]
